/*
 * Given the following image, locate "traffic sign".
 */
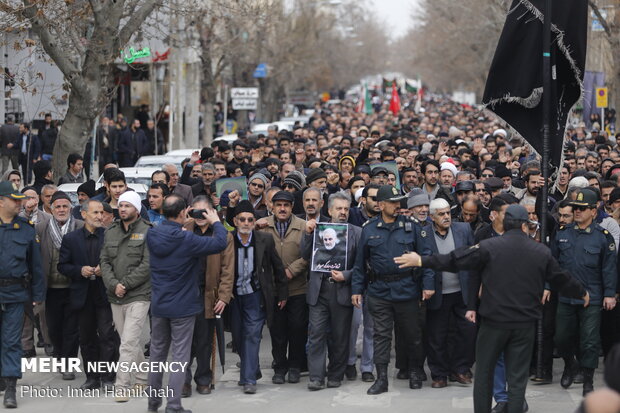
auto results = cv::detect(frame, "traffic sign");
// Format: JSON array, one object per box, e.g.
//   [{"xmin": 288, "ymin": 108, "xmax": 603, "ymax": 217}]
[
  {"xmin": 232, "ymin": 98, "xmax": 258, "ymax": 110},
  {"xmin": 596, "ymin": 87, "xmax": 608, "ymax": 108},
  {"xmin": 231, "ymin": 88, "xmax": 259, "ymax": 99},
  {"xmin": 253, "ymin": 63, "xmax": 268, "ymax": 78}
]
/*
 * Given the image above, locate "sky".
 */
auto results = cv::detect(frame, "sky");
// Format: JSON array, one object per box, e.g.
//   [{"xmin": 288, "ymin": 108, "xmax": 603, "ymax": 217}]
[{"xmin": 369, "ymin": 0, "xmax": 419, "ymax": 39}]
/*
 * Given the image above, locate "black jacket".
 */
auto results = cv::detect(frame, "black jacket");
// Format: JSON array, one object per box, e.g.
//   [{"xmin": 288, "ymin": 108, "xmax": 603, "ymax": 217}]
[
  {"xmin": 57, "ymin": 227, "xmax": 107, "ymax": 310},
  {"xmin": 422, "ymin": 229, "xmax": 586, "ymax": 328},
  {"xmin": 232, "ymin": 230, "xmax": 288, "ymax": 328}
]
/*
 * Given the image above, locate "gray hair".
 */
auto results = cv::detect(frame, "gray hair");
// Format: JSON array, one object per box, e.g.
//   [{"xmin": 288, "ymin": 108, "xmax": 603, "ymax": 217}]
[
  {"xmin": 429, "ymin": 198, "xmax": 450, "ymax": 215},
  {"xmin": 163, "ymin": 163, "xmax": 179, "ymax": 173},
  {"xmin": 456, "ymin": 171, "xmax": 474, "ymax": 180},
  {"xmin": 41, "ymin": 184, "xmax": 58, "ymax": 193},
  {"xmin": 520, "ymin": 198, "xmax": 536, "ymax": 207},
  {"xmin": 586, "ymin": 151, "xmax": 600, "ymax": 159},
  {"xmin": 81, "ymin": 199, "xmax": 102, "ymax": 213},
  {"xmin": 192, "ymin": 195, "xmax": 213, "ymax": 209},
  {"xmin": 303, "ymin": 186, "xmax": 321, "ymax": 199},
  {"xmin": 201, "ymin": 162, "xmax": 215, "ymax": 172},
  {"xmin": 328, "ymin": 191, "xmax": 351, "ymax": 210}
]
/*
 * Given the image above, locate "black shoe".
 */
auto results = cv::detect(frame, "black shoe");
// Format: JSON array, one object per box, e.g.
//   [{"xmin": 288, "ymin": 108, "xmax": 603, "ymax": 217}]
[
  {"xmin": 272, "ymin": 373, "xmax": 285, "ymax": 384},
  {"xmin": 80, "ymin": 378, "xmax": 101, "ymax": 390},
  {"xmin": 307, "ymin": 380, "xmax": 325, "ymax": 391},
  {"xmin": 164, "ymin": 408, "xmax": 191, "ymax": 413},
  {"xmin": 345, "ymin": 365, "xmax": 357, "ymax": 381},
  {"xmin": 361, "ymin": 372, "xmax": 375, "ymax": 382},
  {"xmin": 491, "ymin": 402, "xmax": 507, "ymax": 413},
  {"xmin": 3, "ymin": 378, "xmax": 16, "ymax": 409},
  {"xmin": 148, "ymin": 400, "xmax": 162, "ymax": 412},
  {"xmin": 327, "ymin": 380, "xmax": 341, "ymax": 388},
  {"xmin": 22, "ymin": 349, "xmax": 36, "ymax": 359},
  {"xmin": 288, "ymin": 369, "xmax": 300, "ymax": 384},
  {"xmin": 409, "ymin": 371, "xmax": 422, "ymax": 389},
  {"xmin": 243, "ymin": 384, "xmax": 256, "ymax": 394},
  {"xmin": 36, "ymin": 340, "xmax": 45, "ymax": 348},
  {"xmin": 561, "ymin": 359, "xmax": 577, "ymax": 389},
  {"xmin": 367, "ymin": 365, "xmax": 388, "ymax": 395},
  {"xmin": 412, "ymin": 367, "xmax": 427, "ymax": 382},
  {"xmin": 62, "ymin": 372, "xmax": 75, "ymax": 381},
  {"xmin": 582, "ymin": 368, "xmax": 594, "ymax": 397},
  {"xmin": 396, "ymin": 369, "xmax": 408, "ymax": 380}
]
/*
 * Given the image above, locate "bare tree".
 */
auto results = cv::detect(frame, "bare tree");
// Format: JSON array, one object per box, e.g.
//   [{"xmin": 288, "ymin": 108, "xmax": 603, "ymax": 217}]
[
  {"xmin": 0, "ymin": 0, "xmax": 161, "ymax": 176},
  {"xmin": 589, "ymin": 0, "xmax": 620, "ymax": 111}
]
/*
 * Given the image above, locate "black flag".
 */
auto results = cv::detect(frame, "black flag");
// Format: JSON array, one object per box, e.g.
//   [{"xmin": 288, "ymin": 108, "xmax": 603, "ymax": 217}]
[{"xmin": 482, "ymin": 0, "xmax": 587, "ymax": 167}]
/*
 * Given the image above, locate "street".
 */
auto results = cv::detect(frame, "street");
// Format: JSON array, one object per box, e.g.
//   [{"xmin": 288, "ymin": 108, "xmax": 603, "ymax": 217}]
[{"xmin": 18, "ymin": 330, "xmax": 598, "ymax": 413}]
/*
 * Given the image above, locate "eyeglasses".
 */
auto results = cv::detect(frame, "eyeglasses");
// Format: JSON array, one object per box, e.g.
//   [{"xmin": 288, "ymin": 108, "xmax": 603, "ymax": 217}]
[
  {"xmin": 481, "ymin": 173, "xmax": 493, "ymax": 178},
  {"xmin": 283, "ymin": 184, "xmax": 296, "ymax": 190},
  {"xmin": 573, "ymin": 205, "xmax": 592, "ymax": 211},
  {"xmin": 294, "ymin": 135, "xmax": 302, "ymax": 138},
  {"xmin": 250, "ymin": 182, "xmax": 265, "ymax": 189},
  {"xmin": 237, "ymin": 217, "xmax": 255, "ymax": 223},
  {"xmin": 368, "ymin": 195, "xmax": 377, "ymax": 201}
]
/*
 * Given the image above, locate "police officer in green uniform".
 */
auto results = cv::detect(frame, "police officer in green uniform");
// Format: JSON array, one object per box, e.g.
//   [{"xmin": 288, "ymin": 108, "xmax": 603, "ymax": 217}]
[
  {"xmin": 351, "ymin": 185, "xmax": 435, "ymax": 394},
  {"xmin": 0, "ymin": 181, "xmax": 46, "ymax": 408},
  {"xmin": 552, "ymin": 188, "xmax": 617, "ymax": 397}
]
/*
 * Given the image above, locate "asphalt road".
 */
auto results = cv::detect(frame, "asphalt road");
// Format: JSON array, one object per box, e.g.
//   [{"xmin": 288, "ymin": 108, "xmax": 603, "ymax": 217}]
[{"xmin": 17, "ymin": 330, "xmax": 601, "ymax": 413}]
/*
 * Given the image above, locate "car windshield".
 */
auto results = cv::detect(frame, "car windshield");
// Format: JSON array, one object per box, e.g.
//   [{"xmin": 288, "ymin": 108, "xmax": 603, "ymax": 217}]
[{"xmin": 126, "ymin": 177, "xmax": 152, "ymax": 186}]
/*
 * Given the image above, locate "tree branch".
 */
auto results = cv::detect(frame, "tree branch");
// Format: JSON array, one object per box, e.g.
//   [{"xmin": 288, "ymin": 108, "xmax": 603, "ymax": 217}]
[
  {"xmin": 588, "ymin": 0, "xmax": 612, "ymax": 37},
  {"xmin": 118, "ymin": 0, "xmax": 160, "ymax": 46},
  {"xmin": 21, "ymin": 0, "xmax": 81, "ymax": 85}
]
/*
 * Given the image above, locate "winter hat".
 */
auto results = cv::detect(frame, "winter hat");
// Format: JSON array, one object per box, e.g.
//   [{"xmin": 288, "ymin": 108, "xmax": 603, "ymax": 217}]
[
  {"xmin": 50, "ymin": 191, "xmax": 71, "ymax": 205},
  {"xmin": 306, "ymin": 168, "xmax": 327, "ymax": 185},
  {"xmin": 283, "ymin": 173, "xmax": 303, "ymax": 191},
  {"xmin": 77, "ymin": 180, "xmax": 96, "ymax": 198},
  {"xmin": 118, "ymin": 191, "xmax": 142, "ymax": 212},
  {"xmin": 234, "ymin": 200, "xmax": 255, "ymax": 216},
  {"xmin": 249, "ymin": 173, "xmax": 269, "ymax": 188}
]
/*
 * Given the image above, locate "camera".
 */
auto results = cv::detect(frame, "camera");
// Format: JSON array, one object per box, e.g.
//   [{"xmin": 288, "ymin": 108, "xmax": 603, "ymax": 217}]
[{"xmin": 189, "ymin": 209, "xmax": 207, "ymax": 219}]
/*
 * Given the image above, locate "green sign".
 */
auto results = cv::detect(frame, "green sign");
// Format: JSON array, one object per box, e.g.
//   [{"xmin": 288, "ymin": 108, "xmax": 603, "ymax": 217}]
[{"xmin": 122, "ymin": 47, "xmax": 151, "ymax": 64}]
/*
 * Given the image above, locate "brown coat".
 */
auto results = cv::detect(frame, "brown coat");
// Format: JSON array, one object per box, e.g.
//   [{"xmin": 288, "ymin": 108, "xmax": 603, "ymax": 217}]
[
  {"xmin": 184, "ymin": 221, "xmax": 234, "ymax": 319},
  {"xmin": 260, "ymin": 215, "xmax": 308, "ymax": 297}
]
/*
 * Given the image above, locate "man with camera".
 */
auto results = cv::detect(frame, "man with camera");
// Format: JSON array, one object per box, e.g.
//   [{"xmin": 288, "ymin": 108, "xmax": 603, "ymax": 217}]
[{"xmin": 146, "ymin": 194, "xmax": 228, "ymax": 413}]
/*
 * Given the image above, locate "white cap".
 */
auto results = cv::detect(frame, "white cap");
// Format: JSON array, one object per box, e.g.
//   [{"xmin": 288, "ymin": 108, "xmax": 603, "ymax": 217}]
[
  {"xmin": 493, "ymin": 128, "xmax": 507, "ymax": 138},
  {"xmin": 440, "ymin": 161, "xmax": 458, "ymax": 177},
  {"xmin": 118, "ymin": 191, "xmax": 142, "ymax": 213}
]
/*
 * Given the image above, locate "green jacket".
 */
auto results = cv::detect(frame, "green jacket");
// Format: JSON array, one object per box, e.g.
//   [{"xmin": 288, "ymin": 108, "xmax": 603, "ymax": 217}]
[{"xmin": 101, "ymin": 218, "xmax": 152, "ymax": 305}]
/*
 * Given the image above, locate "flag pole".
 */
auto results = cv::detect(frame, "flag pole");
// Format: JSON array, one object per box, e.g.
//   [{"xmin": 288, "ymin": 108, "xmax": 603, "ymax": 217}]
[{"xmin": 535, "ymin": 0, "xmax": 552, "ymax": 382}]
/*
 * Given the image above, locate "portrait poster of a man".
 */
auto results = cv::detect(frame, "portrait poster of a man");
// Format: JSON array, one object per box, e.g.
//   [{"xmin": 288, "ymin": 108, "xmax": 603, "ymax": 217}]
[{"xmin": 311, "ymin": 223, "xmax": 348, "ymax": 272}]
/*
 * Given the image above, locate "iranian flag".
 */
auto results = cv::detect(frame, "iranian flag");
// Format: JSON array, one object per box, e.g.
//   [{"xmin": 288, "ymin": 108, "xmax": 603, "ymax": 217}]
[
  {"xmin": 357, "ymin": 83, "xmax": 372, "ymax": 114},
  {"xmin": 389, "ymin": 81, "xmax": 401, "ymax": 115}
]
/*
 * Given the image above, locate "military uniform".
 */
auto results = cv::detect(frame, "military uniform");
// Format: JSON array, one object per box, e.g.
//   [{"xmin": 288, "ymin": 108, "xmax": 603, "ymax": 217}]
[
  {"xmin": 0, "ymin": 182, "xmax": 46, "ymax": 408},
  {"xmin": 352, "ymin": 185, "xmax": 434, "ymax": 393},
  {"xmin": 553, "ymin": 218, "xmax": 617, "ymax": 393}
]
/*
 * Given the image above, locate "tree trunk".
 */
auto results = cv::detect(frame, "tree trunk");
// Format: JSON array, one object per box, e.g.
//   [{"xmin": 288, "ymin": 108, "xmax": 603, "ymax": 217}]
[
  {"xmin": 203, "ymin": 100, "xmax": 215, "ymax": 146},
  {"xmin": 52, "ymin": 90, "xmax": 98, "ymax": 179}
]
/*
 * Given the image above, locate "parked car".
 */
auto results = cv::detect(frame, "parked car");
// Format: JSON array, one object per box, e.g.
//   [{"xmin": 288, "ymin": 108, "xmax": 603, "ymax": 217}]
[
  {"xmin": 251, "ymin": 121, "xmax": 294, "ymax": 136},
  {"xmin": 58, "ymin": 183, "xmax": 148, "ymax": 206},
  {"xmin": 134, "ymin": 155, "xmax": 184, "ymax": 171},
  {"xmin": 96, "ymin": 167, "xmax": 159, "ymax": 187}
]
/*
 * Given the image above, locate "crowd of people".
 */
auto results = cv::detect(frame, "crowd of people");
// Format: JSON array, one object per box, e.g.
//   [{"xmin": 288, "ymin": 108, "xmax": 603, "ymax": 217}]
[{"xmin": 0, "ymin": 96, "xmax": 619, "ymax": 413}]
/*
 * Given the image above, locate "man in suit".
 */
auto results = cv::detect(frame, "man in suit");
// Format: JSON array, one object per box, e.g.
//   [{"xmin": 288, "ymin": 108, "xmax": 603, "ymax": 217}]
[
  {"xmin": 163, "ymin": 163, "xmax": 193, "ymax": 206},
  {"xmin": 297, "ymin": 187, "xmax": 329, "ymax": 223},
  {"xmin": 230, "ymin": 200, "xmax": 288, "ymax": 394},
  {"xmin": 36, "ymin": 191, "xmax": 83, "ymax": 380},
  {"xmin": 57, "ymin": 199, "xmax": 118, "ymax": 390},
  {"xmin": 425, "ymin": 198, "xmax": 477, "ymax": 388},
  {"xmin": 10, "ymin": 123, "xmax": 40, "ymax": 184},
  {"xmin": 117, "ymin": 119, "xmax": 147, "ymax": 167},
  {"xmin": 302, "ymin": 192, "xmax": 362, "ymax": 390}
]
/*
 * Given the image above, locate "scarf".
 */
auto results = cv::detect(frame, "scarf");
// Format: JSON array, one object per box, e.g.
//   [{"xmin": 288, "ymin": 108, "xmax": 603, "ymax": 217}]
[{"xmin": 49, "ymin": 215, "xmax": 75, "ymax": 250}]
